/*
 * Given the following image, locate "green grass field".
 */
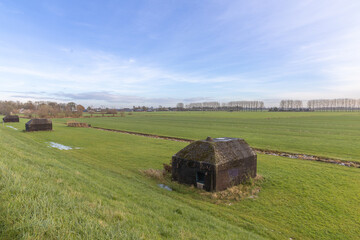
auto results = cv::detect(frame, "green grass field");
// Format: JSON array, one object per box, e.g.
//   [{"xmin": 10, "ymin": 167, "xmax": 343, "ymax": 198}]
[
  {"xmin": 54, "ymin": 111, "xmax": 360, "ymax": 162},
  {"xmin": 1, "ymin": 118, "xmax": 359, "ymax": 239}
]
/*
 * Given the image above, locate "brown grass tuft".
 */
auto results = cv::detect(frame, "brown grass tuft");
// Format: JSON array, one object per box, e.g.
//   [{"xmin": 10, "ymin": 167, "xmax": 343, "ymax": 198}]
[
  {"xmin": 163, "ymin": 163, "xmax": 172, "ymax": 173},
  {"xmin": 66, "ymin": 121, "xmax": 90, "ymax": 127},
  {"xmin": 141, "ymin": 169, "xmax": 166, "ymax": 180},
  {"xmin": 202, "ymin": 175, "xmax": 264, "ymax": 203}
]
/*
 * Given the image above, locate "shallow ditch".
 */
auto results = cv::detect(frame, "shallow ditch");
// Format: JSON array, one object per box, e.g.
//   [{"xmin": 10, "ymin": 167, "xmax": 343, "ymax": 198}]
[
  {"xmin": 92, "ymin": 127, "xmax": 193, "ymax": 142},
  {"xmin": 92, "ymin": 126, "xmax": 360, "ymax": 168},
  {"xmin": 253, "ymin": 148, "xmax": 360, "ymax": 168}
]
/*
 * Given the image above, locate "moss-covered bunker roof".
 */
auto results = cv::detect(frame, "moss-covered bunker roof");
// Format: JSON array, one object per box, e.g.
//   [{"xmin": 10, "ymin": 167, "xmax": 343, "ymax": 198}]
[
  {"xmin": 3, "ymin": 115, "xmax": 19, "ymax": 119},
  {"xmin": 174, "ymin": 137, "xmax": 256, "ymax": 165},
  {"xmin": 26, "ymin": 119, "xmax": 52, "ymax": 125}
]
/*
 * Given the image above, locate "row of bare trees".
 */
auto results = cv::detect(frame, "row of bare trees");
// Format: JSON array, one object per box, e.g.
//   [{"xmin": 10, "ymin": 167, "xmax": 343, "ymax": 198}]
[
  {"xmin": 182, "ymin": 98, "xmax": 360, "ymax": 112},
  {"xmin": 0, "ymin": 100, "xmax": 85, "ymax": 118},
  {"xmin": 224, "ymin": 101, "xmax": 265, "ymax": 111},
  {"xmin": 185, "ymin": 101, "xmax": 265, "ymax": 111},
  {"xmin": 276, "ymin": 98, "xmax": 360, "ymax": 111},
  {"xmin": 187, "ymin": 102, "xmax": 221, "ymax": 110},
  {"xmin": 279, "ymin": 100, "xmax": 303, "ymax": 110},
  {"xmin": 307, "ymin": 99, "xmax": 360, "ymax": 111}
]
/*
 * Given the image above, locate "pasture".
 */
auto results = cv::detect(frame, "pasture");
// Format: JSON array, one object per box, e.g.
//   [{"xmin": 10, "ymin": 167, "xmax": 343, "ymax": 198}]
[
  {"xmin": 0, "ymin": 117, "xmax": 359, "ymax": 239},
  {"xmin": 55, "ymin": 111, "xmax": 360, "ymax": 161}
]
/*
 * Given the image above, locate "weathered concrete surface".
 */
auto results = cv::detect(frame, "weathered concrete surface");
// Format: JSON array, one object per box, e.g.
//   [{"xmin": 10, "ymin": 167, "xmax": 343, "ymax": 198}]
[
  {"xmin": 172, "ymin": 137, "xmax": 257, "ymax": 192},
  {"xmin": 25, "ymin": 119, "xmax": 52, "ymax": 132},
  {"xmin": 3, "ymin": 115, "xmax": 19, "ymax": 123}
]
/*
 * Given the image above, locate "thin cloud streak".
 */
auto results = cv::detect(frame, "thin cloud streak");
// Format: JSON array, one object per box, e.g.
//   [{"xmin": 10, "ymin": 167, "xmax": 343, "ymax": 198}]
[{"xmin": 1, "ymin": 90, "xmax": 216, "ymax": 107}]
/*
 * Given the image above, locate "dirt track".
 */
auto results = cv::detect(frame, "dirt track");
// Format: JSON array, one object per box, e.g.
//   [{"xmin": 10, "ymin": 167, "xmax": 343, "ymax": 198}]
[{"xmin": 92, "ymin": 126, "xmax": 360, "ymax": 168}]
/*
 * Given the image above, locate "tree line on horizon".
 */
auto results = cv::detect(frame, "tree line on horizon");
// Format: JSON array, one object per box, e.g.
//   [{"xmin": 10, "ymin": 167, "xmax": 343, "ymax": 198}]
[
  {"xmin": 0, "ymin": 101, "xmax": 85, "ymax": 118},
  {"xmin": 183, "ymin": 98, "xmax": 360, "ymax": 111},
  {"xmin": 307, "ymin": 99, "xmax": 360, "ymax": 111},
  {"xmin": 184, "ymin": 101, "xmax": 265, "ymax": 111},
  {"xmin": 1, "ymin": 98, "xmax": 360, "ymax": 117}
]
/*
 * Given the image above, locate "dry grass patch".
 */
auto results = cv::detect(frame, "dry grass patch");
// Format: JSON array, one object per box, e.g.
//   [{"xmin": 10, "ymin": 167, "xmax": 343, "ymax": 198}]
[
  {"xmin": 202, "ymin": 175, "xmax": 264, "ymax": 203},
  {"xmin": 142, "ymin": 166, "xmax": 264, "ymax": 204},
  {"xmin": 141, "ymin": 169, "xmax": 166, "ymax": 181},
  {"xmin": 66, "ymin": 121, "xmax": 90, "ymax": 127},
  {"xmin": 141, "ymin": 163, "xmax": 172, "ymax": 181}
]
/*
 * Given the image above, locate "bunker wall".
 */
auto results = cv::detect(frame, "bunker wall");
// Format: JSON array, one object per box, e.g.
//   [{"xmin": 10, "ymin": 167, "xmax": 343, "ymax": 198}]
[
  {"xmin": 26, "ymin": 123, "xmax": 52, "ymax": 132},
  {"xmin": 3, "ymin": 115, "xmax": 19, "ymax": 123},
  {"xmin": 215, "ymin": 155, "xmax": 257, "ymax": 191},
  {"xmin": 172, "ymin": 157, "xmax": 215, "ymax": 191}
]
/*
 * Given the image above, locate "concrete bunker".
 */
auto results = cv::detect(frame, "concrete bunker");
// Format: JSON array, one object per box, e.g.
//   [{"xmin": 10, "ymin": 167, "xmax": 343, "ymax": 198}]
[
  {"xmin": 25, "ymin": 119, "xmax": 52, "ymax": 132},
  {"xmin": 172, "ymin": 137, "xmax": 257, "ymax": 192},
  {"xmin": 3, "ymin": 115, "xmax": 19, "ymax": 123}
]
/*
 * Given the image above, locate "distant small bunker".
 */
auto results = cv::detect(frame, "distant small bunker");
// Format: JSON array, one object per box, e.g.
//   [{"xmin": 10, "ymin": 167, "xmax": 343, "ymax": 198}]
[
  {"xmin": 67, "ymin": 121, "xmax": 91, "ymax": 128},
  {"xmin": 3, "ymin": 115, "xmax": 19, "ymax": 123},
  {"xmin": 172, "ymin": 137, "xmax": 257, "ymax": 192},
  {"xmin": 25, "ymin": 119, "xmax": 52, "ymax": 132}
]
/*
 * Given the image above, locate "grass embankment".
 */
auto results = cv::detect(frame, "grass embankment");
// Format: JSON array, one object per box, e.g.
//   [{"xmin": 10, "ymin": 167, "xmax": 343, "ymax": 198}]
[
  {"xmin": 54, "ymin": 111, "xmax": 360, "ymax": 161},
  {"xmin": 0, "ymin": 120, "xmax": 359, "ymax": 239}
]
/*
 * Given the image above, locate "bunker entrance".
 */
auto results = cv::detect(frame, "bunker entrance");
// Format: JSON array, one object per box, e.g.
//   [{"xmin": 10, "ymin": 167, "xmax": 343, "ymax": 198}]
[{"xmin": 196, "ymin": 172, "xmax": 205, "ymax": 189}]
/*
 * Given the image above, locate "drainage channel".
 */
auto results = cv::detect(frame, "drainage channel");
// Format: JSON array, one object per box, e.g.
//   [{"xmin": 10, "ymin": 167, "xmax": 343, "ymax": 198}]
[
  {"xmin": 92, "ymin": 127, "xmax": 193, "ymax": 142},
  {"xmin": 92, "ymin": 126, "xmax": 360, "ymax": 168}
]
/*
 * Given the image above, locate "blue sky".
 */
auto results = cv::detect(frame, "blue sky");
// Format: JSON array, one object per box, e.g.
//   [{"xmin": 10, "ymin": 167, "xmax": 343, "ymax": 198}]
[{"xmin": 1, "ymin": 0, "xmax": 360, "ymax": 107}]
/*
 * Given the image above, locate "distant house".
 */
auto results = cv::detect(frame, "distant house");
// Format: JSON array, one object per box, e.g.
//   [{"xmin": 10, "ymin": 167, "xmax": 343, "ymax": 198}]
[
  {"xmin": 25, "ymin": 119, "xmax": 52, "ymax": 132},
  {"xmin": 172, "ymin": 137, "xmax": 257, "ymax": 192},
  {"xmin": 3, "ymin": 115, "xmax": 19, "ymax": 123}
]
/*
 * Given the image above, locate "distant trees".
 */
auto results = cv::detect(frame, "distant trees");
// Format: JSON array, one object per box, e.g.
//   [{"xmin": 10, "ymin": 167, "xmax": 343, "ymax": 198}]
[
  {"xmin": 187, "ymin": 102, "xmax": 218, "ymax": 110},
  {"xmin": 2, "ymin": 98, "xmax": 360, "ymax": 116},
  {"xmin": 0, "ymin": 101, "xmax": 15, "ymax": 115},
  {"xmin": 275, "ymin": 98, "xmax": 360, "ymax": 111},
  {"xmin": 279, "ymin": 100, "xmax": 303, "ymax": 111},
  {"xmin": 37, "ymin": 104, "xmax": 57, "ymax": 118},
  {"xmin": 202, "ymin": 102, "xmax": 221, "ymax": 110},
  {"xmin": 183, "ymin": 99, "xmax": 360, "ymax": 112},
  {"xmin": 187, "ymin": 102, "xmax": 204, "ymax": 110},
  {"xmin": 0, "ymin": 100, "xmax": 86, "ymax": 118},
  {"xmin": 77, "ymin": 104, "xmax": 85, "ymax": 113},
  {"xmin": 67, "ymin": 102, "xmax": 77, "ymax": 112},
  {"xmin": 133, "ymin": 106, "xmax": 150, "ymax": 111},
  {"xmin": 106, "ymin": 109, "xmax": 118, "ymax": 116},
  {"xmin": 307, "ymin": 99, "xmax": 360, "ymax": 111},
  {"xmin": 24, "ymin": 101, "xmax": 36, "ymax": 111},
  {"xmin": 176, "ymin": 103, "xmax": 184, "ymax": 110},
  {"xmin": 224, "ymin": 101, "xmax": 264, "ymax": 111},
  {"xmin": 186, "ymin": 101, "xmax": 265, "ymax": 111}
]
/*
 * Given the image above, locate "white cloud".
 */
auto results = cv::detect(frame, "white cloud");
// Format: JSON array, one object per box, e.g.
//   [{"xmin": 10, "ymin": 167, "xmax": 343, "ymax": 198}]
[{"xmin": 0, "ymin": 48, "xmax": 253, "ymax": 93}]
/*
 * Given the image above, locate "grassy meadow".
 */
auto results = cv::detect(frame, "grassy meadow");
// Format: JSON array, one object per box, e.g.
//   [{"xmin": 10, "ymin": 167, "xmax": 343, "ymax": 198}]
[
  {"xmin": 0, "ymin": 118, "xmax": 359, "ymax": 239},
  {"xmin": 55, "ymin": 111, "xmax": 360, "ymax": 162}
]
